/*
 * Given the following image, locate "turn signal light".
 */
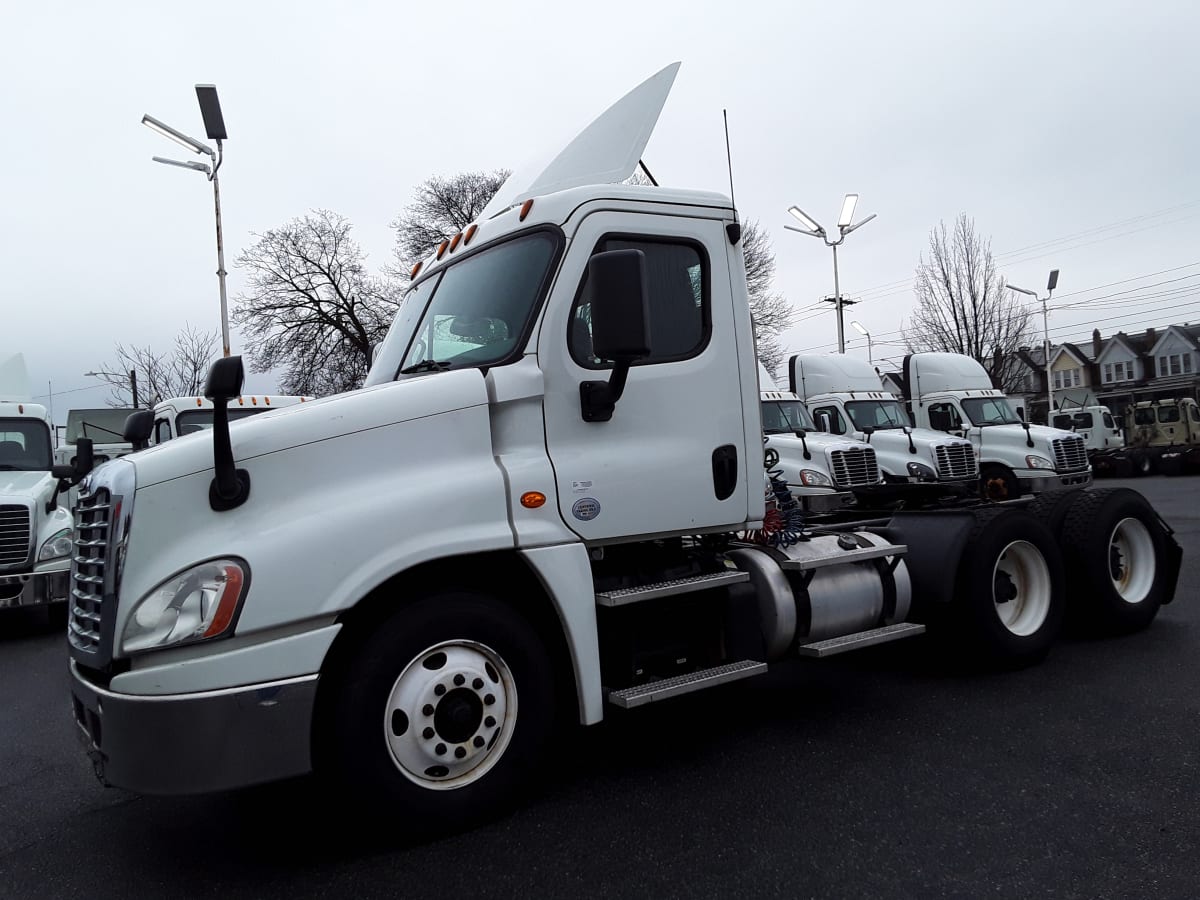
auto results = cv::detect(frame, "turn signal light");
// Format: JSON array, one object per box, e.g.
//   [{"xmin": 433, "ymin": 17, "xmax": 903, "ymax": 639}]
[
  {"xmin": 519, "ymin": 199, "xmax": 534, "ymax": 221},
  {"xmin": 520, "ymin": 491, "xmax": 547, "ymax": 509}
]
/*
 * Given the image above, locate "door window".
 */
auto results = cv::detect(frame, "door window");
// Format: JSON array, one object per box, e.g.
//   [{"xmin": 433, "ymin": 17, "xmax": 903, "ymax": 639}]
[
  {"xmin": 1190, "ymin": 405, "xmax": 1200, "ymax": 424},
  {"xmin": 154, "ymin": 419, "xmax": 172, "ymax": 444},
  {"xmin": 811, "ymin": 405, "xmax": 847, "ymax": 434},
  {"xmin": 928, "ymin": 402, "xmax": 963, "ymax": 432},
  {"xmin": 570, "ymin": 237, "xmax": 707, "ymax": 367}
]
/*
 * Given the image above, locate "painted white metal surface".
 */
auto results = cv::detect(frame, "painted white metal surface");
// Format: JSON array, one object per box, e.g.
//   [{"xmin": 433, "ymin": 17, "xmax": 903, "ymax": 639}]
[
  {"xmin": 0, "ymin": 353, "xmax": 32, "ymax": 402},
  {"xmin": 907, "ymin": 352, "xmax": 996, "ymax": 396},
  {"xmin": 479, "ymin": 63, "xmax": 681, "ymax": 221},
  {"xmin": 790, "ymin": 353, "xmax": 884, "ymax": 399}
]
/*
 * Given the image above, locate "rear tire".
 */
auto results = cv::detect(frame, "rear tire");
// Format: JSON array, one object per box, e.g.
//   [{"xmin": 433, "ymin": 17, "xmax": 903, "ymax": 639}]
[
  {"xmin": 1060, "ymin": 488, "xmax": 1169, "ymax": 633},
  {"xmin": 1025, "ymin": 489, "xmax": 1086, "ymax": 539},
  {"xmin": 317, "ymin": 591, "xmax": 557, "ymax": 834},
  {"xmin": 1159, "ymin": 454, "xmax": 1184, "ymax": 477},
  {"xmin": 950, "ymin": 509, "xmax": 1066, "ymax": 666},
  {"xmin": 1131, "ymin": 452, "xmax": 1155, "ymax": 477}
]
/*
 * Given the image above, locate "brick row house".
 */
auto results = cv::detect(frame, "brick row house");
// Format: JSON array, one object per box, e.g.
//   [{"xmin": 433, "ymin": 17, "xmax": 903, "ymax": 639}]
[{"xmin": 1010, "ymin": 324, "xmax": 1200, "ymax": 423}]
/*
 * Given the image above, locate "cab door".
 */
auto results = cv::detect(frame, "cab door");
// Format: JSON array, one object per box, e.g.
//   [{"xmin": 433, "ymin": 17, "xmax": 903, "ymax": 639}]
[{"xmin": 539, "ymin": 210, "xmax": 752, "ymax": 542}]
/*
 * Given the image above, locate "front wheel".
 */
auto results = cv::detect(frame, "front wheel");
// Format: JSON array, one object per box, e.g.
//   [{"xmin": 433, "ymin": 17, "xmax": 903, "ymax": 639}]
[
  {"xmin": 980, "ymin": 465, "xmax": 1020, "ymax": 502},
  {"xmin": 317, "ymin": 592, "xmax": 557, "ymax": 833}
]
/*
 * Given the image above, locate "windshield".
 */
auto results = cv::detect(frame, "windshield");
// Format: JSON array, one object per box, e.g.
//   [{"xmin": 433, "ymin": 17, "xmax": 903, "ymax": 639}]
[
  {"xmin": 65, "ymin": 408, "xmax": 135, "ymax": 443},
  {"xmin": 761, "ymin": 399, "xmax": 816, "ymax": 433},
  {"xmin": 176, "ymin": 408, "xmax": 265, "ymax": 437},
  {"xmin": 0, "ymin": 419, "xmax": 53, "ymax": 471},
  {"xmin": 366, "ymin": 231, "xmax": 561, "ymax": 384},
  {"xmin": 962, "ymin": 397, "xmax": 1022, "ymax": 426},
  {"xmin": 1133, "ymin": 407, "xmax": 1156, "ymax": 425},
  {"xmin": 845, "ymin": 399, "xmax": 912, "ymax": 430}
]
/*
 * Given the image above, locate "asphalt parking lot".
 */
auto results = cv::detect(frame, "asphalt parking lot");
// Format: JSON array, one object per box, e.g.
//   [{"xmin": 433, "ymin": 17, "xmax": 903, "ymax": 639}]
[{"xmin": 1, "ymin": 477, "xmax": 1197, "ymax": 899}]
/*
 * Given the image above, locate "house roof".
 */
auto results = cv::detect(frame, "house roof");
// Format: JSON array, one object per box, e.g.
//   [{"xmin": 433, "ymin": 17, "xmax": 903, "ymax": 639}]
[
  {"xmin": 1051, "ymin": 342, "xmax": 1091, "ymax": 367},
  {"xmin": 1148, "ymin": 324, "xmax": 1200, "ymax": 356}
]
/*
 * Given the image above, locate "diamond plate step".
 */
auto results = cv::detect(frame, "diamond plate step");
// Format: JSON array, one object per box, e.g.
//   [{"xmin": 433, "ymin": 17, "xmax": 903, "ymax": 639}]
[
  {"xmin": 779, "ymin": 543, "xmax": 907, "ymax": 572},
  {"xmin": 797, "ymin": 622, "xmax": 926, "ymax": 658},
  {"xmin": 595, "ymin": 570, "xmax": 749, "ymax": 607},
  {"xmin": 605, "ymin": 660, "xmax": 767, "ymax": 709}
]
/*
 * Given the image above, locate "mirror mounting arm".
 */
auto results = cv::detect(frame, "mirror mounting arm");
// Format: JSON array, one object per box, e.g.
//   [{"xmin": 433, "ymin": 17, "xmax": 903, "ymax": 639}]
[
  {"xmin": 580, "ymin": 360, "xmax": 633, "ymax": 423},
  {"xmin": 205, "ymin": 356, "xmax": 251, "ymax": 511}
]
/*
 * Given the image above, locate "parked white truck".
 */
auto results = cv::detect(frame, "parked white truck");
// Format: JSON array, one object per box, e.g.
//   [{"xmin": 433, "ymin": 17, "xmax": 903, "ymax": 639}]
[
  {"xmin": 67, "ymin": 66, "xmax": 1179, "ymax": 831},
  {"xmin": 758, "ymin": 366, "xmax": 883, "ymax": 511},
  {"xmin": 122, "ymin": 393, "xmax": 313, "ymax": 448},
  {"xmin": 789, "ymin": 354, "xmax": 979, "ymax": 492},
  {"xmin": 0, "ymin": 355, "xmax": 91, "ymax": 620},
  {"xmin": 900, "ymin": 352, "xmax": 1092, "ymax": 499},
  {"xmin": 54, "ymin": 408, "xmax": 136, "ymax": 469}
]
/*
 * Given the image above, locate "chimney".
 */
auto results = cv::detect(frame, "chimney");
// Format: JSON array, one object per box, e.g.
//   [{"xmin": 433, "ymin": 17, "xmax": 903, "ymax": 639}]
[
  {"xmin": 1145, "ymin": 327, "xmax": 1157, "ymax": 347},
  {"xmin": 1092, "ymin": 329, "xmax": 1102, "ymax": 359}
]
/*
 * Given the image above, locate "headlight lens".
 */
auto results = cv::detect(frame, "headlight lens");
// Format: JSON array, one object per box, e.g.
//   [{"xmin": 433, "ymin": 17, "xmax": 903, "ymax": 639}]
[
  {"xmin": 121, "ymin": 558, "xmax": 248, "ymax": 655},
  {"xmin": 38, "ymin": 528, "xmax": 74, "ymax": 562},
  {"xmin": 799, "ymin": 469, "xmax": 832, "ymax": 486},
  {"xmin": 906, "ymin": 462, "xmax": 937, "ymax": 482},
  {"xmin": 1025, "ymin": 455, "xmax": 1054, "ymax": 469}
]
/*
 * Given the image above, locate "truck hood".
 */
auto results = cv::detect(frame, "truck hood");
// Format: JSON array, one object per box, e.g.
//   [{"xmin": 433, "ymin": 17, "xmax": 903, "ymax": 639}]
[
  {"xmin": 767, "ymin": 432, "xmax": 868, "ymax": 452},
  {"xmin": 131, "ymin": 369, "xmax": 491, "ymax": 490},
  {"xmin": 0, "ymin": 470, "xmax": 56, "ymax": 504}
]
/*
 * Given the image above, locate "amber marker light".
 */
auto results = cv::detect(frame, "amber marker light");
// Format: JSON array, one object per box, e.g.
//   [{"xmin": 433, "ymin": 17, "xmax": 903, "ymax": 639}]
[
  {"xmin": 411, "ymin": 261, "xmax": 423, "ymax": 279},
  {"xmin": 464, "ymin": 224, "xmax": 478, "ymax": 245},
  {"xmin": 449, "ymin": 232, "xmax": 463, "ymax": 252},
  {"xmin": 519, "ymin": 199, "xmax": 534, "ymax": 221},
  {"xmin": 520, "ymin": 491, "xmax": 547, "ymax": 509},
  {"xmin": 437, "ymin": 240, "xmax": 450, "ymax": 259}
]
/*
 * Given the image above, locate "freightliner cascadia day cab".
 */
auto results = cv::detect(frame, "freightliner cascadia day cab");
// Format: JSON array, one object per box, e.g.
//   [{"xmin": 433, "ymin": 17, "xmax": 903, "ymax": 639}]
[
  {"xmin": 0, "ymin": 355, "xmax": 92, "ymax": 619},
  {"xmin": 900, "ymin": 352, "xmax": 1092, "ymax": 499},
  {"xmin": 122, "ymin": 393, "xmax": 314, "ymax": 447},
  {"xmin": 67, "ymin": 65, "xmax": 1182, "ymax": 831},
  {"xmin": 788, "ymin": 354, "xmax": 979, "ymax": 491},
  {"xmin": 758, "ymin": 364, "xmax": 883, "ymax": 511}
]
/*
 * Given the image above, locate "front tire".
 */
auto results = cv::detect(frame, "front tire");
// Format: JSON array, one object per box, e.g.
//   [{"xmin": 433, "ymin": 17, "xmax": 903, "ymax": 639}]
[
  {"xmin": 980, "ymin": 465, "xmax": 1020, "ymax": 502},
  {"xmin": 318, "ymin": 591, "xmax": 556, "ymax": 833}
]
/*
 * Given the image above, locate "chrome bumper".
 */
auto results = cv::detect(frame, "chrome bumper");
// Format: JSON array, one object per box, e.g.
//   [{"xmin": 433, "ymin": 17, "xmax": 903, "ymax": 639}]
[
  {"xmin": 0, "ymin": 569, "xmax": 69, "ymax": 609},
  {"xmin": 70, "ymin": 662, "xmax": 317, "ymax": 794}
]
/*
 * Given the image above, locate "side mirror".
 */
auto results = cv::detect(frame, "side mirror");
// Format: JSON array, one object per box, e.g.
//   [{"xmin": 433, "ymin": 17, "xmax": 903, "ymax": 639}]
[
  {"xmin": 73, "ymin": 438, "xmax": 94, "ymax": 483},
  {"xmin": 204, "ymin": 356, "xmax": 251, "ymax": 511},
  {"xmin": 123, "ymin": 409, "xmax": 154, "ymax": 451},
  {"xmin": 580, "ymin": 249, "xmax": 651, "ymax": 422},
  {"xmin": 52, "ymin": 464, "xmax": 75, "ymax": 481}
]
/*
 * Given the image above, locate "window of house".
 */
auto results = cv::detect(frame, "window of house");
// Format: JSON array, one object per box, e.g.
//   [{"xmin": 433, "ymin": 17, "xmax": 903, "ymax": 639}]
[
  {"xmin": 1106, "ymin": 361, "xmax": 1131, "ymax": 383},
  {"xmin": 570, "ymin": 237, "xmax": 707, "ymax": 367},
  {"xmin": 1159, "ymin": 356, "xmax": 1168, "ymax": 377},
  {"xmin": 1185, "ymin": 354, "xmax": 1194, "ymax": 374},
  {"xmin": 1171, "ymin": 355, "xmax": 1182, "ymax": 375},
  {"xmin": 1102, "ymin": 363, "xmax": 1113, "ymax": 383}
]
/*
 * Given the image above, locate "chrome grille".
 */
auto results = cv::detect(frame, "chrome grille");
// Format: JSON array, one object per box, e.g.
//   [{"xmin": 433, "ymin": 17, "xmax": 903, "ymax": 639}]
[
  {"xmin": 0, "ymin": 504, "xmax": 32, "ymax": 568},
  {"xmin": 69, "ymin": 488, "xmax": 111, "ymax": 652},
  {"xmin": 1051, "ymin": 436, "xmax": 1089, "ymax": 472},
  {"xmin": 828, "ymin": 447, "xmax": 880, "ymax": 487},
  {"xmin": 934, "ymin": 442, "xmax": 978, "ymax": 480}
]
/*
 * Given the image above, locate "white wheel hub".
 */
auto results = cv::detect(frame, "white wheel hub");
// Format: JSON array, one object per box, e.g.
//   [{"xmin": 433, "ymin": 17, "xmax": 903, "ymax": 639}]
[
  {"xmin": 1109, "ymin": 517, "xmax": 1156, "ymax": 604},
  {"xmin": 383, "ymin": 640, "xmax": 516, "ymax": 790},
  {"xmin": 992, "ymin": 540, "xmax": 1052, "ymax": 636}
]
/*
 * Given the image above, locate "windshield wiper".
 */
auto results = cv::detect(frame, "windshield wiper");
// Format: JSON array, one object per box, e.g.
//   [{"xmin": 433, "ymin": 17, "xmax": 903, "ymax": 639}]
[
  {"xmin": 81, "ymin": 422, "xmax": 125, "ymax": 439},
  {"xmin": 400, "ymin": 359, "xmax": 452, "ymax": 374}
]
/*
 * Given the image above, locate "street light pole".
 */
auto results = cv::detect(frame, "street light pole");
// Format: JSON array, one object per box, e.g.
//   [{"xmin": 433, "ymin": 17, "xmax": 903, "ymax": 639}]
[
  {"xmin": 1008, "ymin": 269, "xmax": 1059, "ymax": 418},
  {"xmin": 141, "ymin": 85, "xmax": 231, "ymax": 357},
  {"xmin": 786, "ymin": 194, "xmax": 877, "ymax": 353}
]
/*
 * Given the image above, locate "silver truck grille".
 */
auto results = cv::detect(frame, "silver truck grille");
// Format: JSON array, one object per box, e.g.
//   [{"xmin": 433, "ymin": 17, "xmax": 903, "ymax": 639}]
[
  {"xmin": 69, "ymin": 488, "xmax": 111, "ymax": 652},
  {"xmin": 0, "ymin": 504, "xmax": 32, "ymax": 568},
  {"xmin": 829, "ymin": 447, "xmax": 880, "ymax": 487},
  {"xmin": 1051, "ymin": 436, "xmax": 1088, "ymax": 472},
  {"xmin": 934, "ymin": 442, "xmax": 978, "ymax": 480}
]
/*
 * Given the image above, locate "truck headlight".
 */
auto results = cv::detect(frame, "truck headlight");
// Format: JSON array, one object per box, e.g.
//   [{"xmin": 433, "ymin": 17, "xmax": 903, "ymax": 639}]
[
  {"xmin": 906, "ymin": 462, "xmax": 937, "ymax": 482},
  {"xmin": 1025, "ymin": 455, "xmax": 1054, "ymax": 469},
  {"xmin": 122, "ymin": 558, "xmax": 248, "ymax": 655},
  {"xmin": 799, "ymin": 469, "xmax": 832, "ymax": 487},
  {"xmin": 38, "ymin": 528, "xmax": 73, "ymax": 562}
]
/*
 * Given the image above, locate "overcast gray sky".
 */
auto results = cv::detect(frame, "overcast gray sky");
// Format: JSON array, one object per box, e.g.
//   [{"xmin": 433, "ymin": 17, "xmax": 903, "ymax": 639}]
[{"xmin": 4, "ymin": 0, "xmax": 1198, "ymax": 422}]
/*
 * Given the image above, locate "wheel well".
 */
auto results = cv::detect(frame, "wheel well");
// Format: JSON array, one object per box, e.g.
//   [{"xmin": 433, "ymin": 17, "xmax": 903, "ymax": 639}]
[{"xmin": 314, "ymin": 551, "xmax": 580, "ymax": 730}]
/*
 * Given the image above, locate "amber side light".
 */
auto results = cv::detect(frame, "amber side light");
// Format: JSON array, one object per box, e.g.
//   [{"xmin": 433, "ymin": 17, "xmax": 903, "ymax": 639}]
[
  {"xmin": 519, "ymin": 199, "xmax": 534, "ymax": 221},
  {"xmin": 450, "ymin": 233, "xmax": 463, "ymax": 252},
  {"xmin": 520, "ymin": 491, "xmax": 547, "ymax": 509},
  {"xmin": 464, "ymin": 224, "xmax": 478, "ymax": 245},
  {"xmin": 411, "ymin": 261, "xmax": 423, "ymax": 279},
  {"xmin": 437, "ymin": 240, "xmax": 450, "ymax": 259}
]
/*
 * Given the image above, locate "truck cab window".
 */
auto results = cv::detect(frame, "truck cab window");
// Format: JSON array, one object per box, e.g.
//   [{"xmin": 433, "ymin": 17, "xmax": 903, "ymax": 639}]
[
  {"xmin": 927, "ymin": 402, "xmax": 962, "ymax": 432},
  {"xmin": 1191, "ymin": 405, "xmax": 1200, "ymax": 424},
  {"xmin": 812, "ymin": 405, "xmax": 846, "ymax": 434},
  {"xmin": 0, "ymin": 422, "xmax": 52, "ymax": 471},
  {"xmin": 154, "ymin": 419, "xmax": 173, "ymax": 444},
  {"xmin": 1158, "ymin": 406, "xmax": 1181, "ymax": 424},
  {"xmin": 571, "ymin": 237, "xmax": 707, "ymax": 366},
  {"xmin": 1103, "ymin": 412, "xmax": 1116, "ymax": 430},
  {"xmin": 761, "ymin": 399, "xmax": 816, "ymax": 434}
]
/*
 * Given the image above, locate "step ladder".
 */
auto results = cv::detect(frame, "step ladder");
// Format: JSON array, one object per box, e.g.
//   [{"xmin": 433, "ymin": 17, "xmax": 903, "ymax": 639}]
[
  {"xmin": 594, "ymin": 570, "xmax": 749, "ymax": 607},
  {"xmin": 796, "ymin": 622, "xmax": 926, "ymax": 658},
  {"xmin": 605, "ymin": 660, "xmax": 767, "ymax": 709}
]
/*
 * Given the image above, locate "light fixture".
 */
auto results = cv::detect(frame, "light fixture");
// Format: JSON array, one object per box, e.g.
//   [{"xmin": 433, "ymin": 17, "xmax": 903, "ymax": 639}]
[
  {"xmin": 850, "ymin": 320, "xmax": 869, "ymax": 337},
  {"xmin": 140, "ymin": 114, "xmax": 213, "ymax": 157},
  {"xmin": 787, "ymin": 205, "xmax": 823, "ymax": 233},
  {"xmin": 838, "ymin": 194, "xmax": 859, "ymax": 229},
  {"xmin": 152, "ymin": 156, "xmax": 212, "ymax": 174}
]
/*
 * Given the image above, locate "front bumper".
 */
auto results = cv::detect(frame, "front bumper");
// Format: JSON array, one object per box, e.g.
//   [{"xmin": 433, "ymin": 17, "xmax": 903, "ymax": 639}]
[
  {"xmin": 1017, "ymin": 468, "xmax": 1092, "ymax": 493},
  {"xmin": 0, "ymin": 568, "xmax": 69, "ymax": 609},
  {"xmin": 70, "ymin": 662, "xmax": 317, "ymax": 794}
]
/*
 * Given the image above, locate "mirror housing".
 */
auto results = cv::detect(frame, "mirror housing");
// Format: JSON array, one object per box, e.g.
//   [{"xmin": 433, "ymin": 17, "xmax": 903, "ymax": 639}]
[
  {"xmin": 580, "ymin": 249, "xmax": 651, "ymax": 422},
  {"xmin": 73, "ymin": 438, "xmax": 94, "ymax": 484},
  {"xmin": 123, "ymin": 409, "xmax": 154, "ymax": 451},
  {"xmin": 204, "ymin": 356, "xmax": 251, "ymax": 511}
]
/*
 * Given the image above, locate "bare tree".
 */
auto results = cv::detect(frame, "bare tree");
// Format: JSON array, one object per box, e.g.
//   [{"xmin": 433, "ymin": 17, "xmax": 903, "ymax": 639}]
[
  {"xmin": 390, "ymin": 170, "xmax": 510, "ymax": 273},
  {"xmin": 89, "ymin": 324, "xmax": 219, "ymax": 407},
  {"xmin": 234, "ymin": 210, "xmax": 401, "ymax": 396},
  {"xmin": 903, "ymin": 215, "xmax": 1033, "ymax": 390},
  {"xmin": 742, "ymin": 220, "xmax": 794, "ymax": 379}
]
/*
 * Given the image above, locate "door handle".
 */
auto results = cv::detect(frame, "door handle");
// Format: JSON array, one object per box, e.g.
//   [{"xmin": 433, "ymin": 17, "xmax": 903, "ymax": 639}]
[{"xmin": 712, "ymin": 445, "xmax": 738, "ymax": 501}]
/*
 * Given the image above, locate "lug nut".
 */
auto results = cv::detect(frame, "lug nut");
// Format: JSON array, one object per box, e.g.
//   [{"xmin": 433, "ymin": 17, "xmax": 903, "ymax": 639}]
[
  {"xmin": 422, "ymin": 704, "xmax": 435, "ymax": 716},
  {"xmin": 422, "ymin": 727, "xmax": 435, "ymax": 740},
  {"xmin": 473, "ymin": 677, "xmax": 484, "ymax": 690},
  {"xmin": 454, "ymin": 673, "xmax": 465, "ymax": 686},
  {"xmin": 484, "ymin": 694, "xmax": 496, "ymax": 706},
  {"xmin": 435, "ymin": 743, "xmax": 446, "ymax": 756},
  {"xmin": 473, "ymin": 736, "xmax": 485, "ymax": 748},
  {"xmin": 434, "ymin": 684, "xmax": 446, "ymax": 696},
  {"xmin": 455, "ymin": 746, "xmax": 467, "ymax": 759},
  {"xmin": 484, "ymin": 716, "xmax": 496, "ymax": 728}
]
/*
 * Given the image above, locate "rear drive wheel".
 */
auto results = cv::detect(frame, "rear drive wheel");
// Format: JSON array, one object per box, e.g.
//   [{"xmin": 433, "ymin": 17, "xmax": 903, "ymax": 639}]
[
  {"xmin": 951, "ymin": 509, "xmax": 1065, "ymax": 665},
  {"xmin": 1131, "ymin": 452, "xmax": 1155, "ymax": 477},
  {"xmin": 980, "ymin": 465, "xmax": 1020, "ymax": 502},
  {"xmin": 1060, "ymin": 488, "xmax": 1169, "ymax": 633},
  {"xmin": 1025, "ymin": 489, "xmax": 1086, "ymax": 539},
  {"xmin": 318, "ymin": 591, "xmax": 556, "ymax": 833}
]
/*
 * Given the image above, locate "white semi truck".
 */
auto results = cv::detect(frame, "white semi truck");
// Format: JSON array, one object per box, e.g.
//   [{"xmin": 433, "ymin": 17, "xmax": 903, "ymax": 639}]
[
  {"xmin": 788, "ymin": 354, "xmax": 979, "ymax": 492},
  {"xmin": 122, "ymin": 393, "xmax": 313, "ymax": 448},
  {"xmin": 758, "ymin": 366, "xmax": 882, "ymax": 511},
  {"xmin": 899, "ymin": 352, "xmax": 1092, "ymax": 499},
  {"xmin": 0, "ymin": 355, "xmax": 91, "ymax": 620},
  {"xmin": 67, "ymin": 65, "xmax": 1180, "ymax": 831}
]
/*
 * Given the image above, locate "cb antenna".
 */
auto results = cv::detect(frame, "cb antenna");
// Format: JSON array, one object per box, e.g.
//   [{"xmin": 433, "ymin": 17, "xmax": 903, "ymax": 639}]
[{"xmin": 723, "ymin": 109, "xmax": 737, "ymax": 217}]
